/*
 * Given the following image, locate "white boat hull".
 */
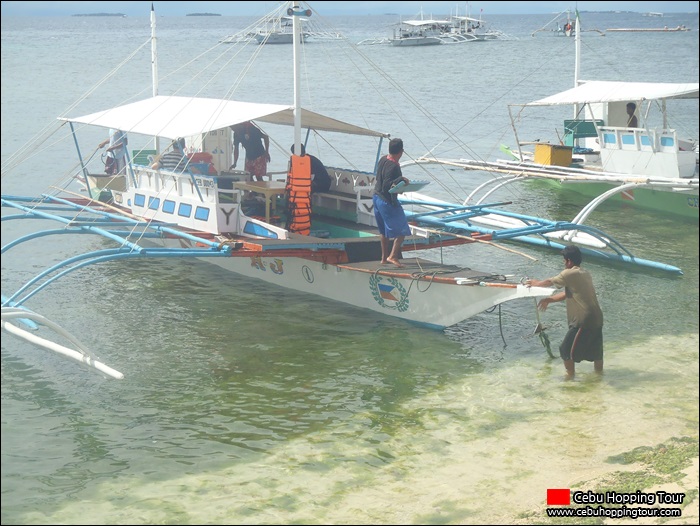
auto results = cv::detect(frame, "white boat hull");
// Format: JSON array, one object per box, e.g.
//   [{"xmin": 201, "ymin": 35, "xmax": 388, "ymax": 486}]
[
  {"xmin": 163, "ymin": 239, "xmax": 551, "ymax": 328},
  {"xmin": 390, "ymin": 36, "xmax": 442, "ymax": 46}
]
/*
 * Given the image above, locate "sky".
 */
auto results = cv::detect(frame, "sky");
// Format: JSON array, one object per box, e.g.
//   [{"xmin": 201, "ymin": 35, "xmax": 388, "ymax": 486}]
[{"xmin": 1, "ymin": 1, "xmax": 698, "ymax": 17}]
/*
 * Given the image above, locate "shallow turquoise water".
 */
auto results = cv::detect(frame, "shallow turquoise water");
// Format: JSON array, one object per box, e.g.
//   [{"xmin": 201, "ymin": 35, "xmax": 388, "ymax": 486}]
[{"xmin": 2, "ymin": 9, "xmax": 698, "ymax": 525}]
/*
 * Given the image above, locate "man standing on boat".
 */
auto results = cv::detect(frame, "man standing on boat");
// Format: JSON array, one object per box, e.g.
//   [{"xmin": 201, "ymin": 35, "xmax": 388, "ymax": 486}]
[
  {"xmin": 230, "ymin": 121, "xmax": 270, "ymax": 181},
  {"xmin": 626, "ymin": 102, "xmax": 638, "ymax": 128},
  {"xmin": 525, "ymin": 245, "xmax": 604, "ymax": 380},
  {"xmin": 98, "ymin": 128, "xmax": 128, "ymax": 175},
  {"xmin": 373, "ymin": 138, "xmax": 411, "ymax": 268}
]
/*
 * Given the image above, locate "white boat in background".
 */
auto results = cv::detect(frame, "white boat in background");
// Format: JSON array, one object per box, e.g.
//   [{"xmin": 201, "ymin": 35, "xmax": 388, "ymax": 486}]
[
  {"xmin": 427, "ymin": 11, "xmax": 698, "ymax": 221},
  {"xmin": 221, "ymin": 8, "xmax": 341, "ymax": 45},
  {"xmin": 532, "ymin": 9, "xmax": 577, "ymax": 37},
  {"xmin": 359, "ymin": 5, "xmax": 506, "ymax": 46},
  {"xmin": 446, "ymin": 9, "xmax": 504, "ymax": 42},
  {"xmin": 254, "ymin": 15, "xmax": 304, "ymax": 44},
  {"xmin": 388, "ymin": 17, "xmax": 450, "ymax": 46},
  {"xmin": 606, "ymin": 26, "xmax": 690, "ymax": 33}
]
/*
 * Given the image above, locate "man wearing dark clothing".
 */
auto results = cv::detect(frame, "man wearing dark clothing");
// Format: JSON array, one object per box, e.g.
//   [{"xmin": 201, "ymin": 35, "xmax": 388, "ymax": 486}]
[
  {"xmin": 231, "ymin": 121, "xmax": 270, "ymax": 181},
  {"xmin": 290, "ymin": 144, "xmax": 331, "ymax": 193},
  {"xmin": 372, "ymin": 138, "xmax": 411, "ymax": 267},
  {"xmin": 526, "ymin": 245, "xmax": 604, "ymax": 379}
]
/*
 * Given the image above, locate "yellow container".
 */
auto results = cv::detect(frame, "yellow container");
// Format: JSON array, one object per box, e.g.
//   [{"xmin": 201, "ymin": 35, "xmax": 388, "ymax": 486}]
[{"xmin": 534, "ymin": 143, "xmax": 573, "ymax": 166}]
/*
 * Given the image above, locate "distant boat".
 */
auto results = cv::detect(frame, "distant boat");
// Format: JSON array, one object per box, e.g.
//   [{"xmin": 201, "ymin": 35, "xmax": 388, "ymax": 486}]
[
  {"xmin": 187, "ymin": 13, "xmax": 221, "ymax": 17},
  {"xmin": 254, "ymin": 15, "xmax": 306, "ymax": 44},
  {"xmin": 532, "ymin": 9, "xmax": 577, "ymax": 37},
  {"xmin": 221, "ymin": 13, "xmax": 340, "ymax": 45},
  {"xmin": 358, "ymin": 8, "xmax": 505, "ymax": 46},
  {"xmin": 388, "ymin": 18, "xmax": 447, "ymax": 46},
  {"xmin": 643, "ymin": 12, "xmax": 664, "ymax": 17},
  {"xmin": 73, "ymin": 13, "xmax": 126, "ymax": 17},
  {"xmin": 606, "ymin": 26, "xmax": 690, "ymax": 33}
]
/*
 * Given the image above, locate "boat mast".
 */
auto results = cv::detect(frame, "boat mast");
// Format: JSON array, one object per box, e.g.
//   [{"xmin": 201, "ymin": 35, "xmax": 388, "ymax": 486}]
[
  {"xmin": 290, "ymin": 3, "xmax": 309, "ymax": 153},
  {"xmin": 150, "ymin": 3, "xmax": 160, "ymax": 153},
  {"xmin": 574, "ymin": 8, "xmax": 581, "ymax": 119}
]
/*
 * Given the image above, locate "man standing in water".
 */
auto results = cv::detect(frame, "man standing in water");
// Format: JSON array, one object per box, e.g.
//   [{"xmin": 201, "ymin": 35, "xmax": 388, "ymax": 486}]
[{"xmin": 526, "ymin": 245, "xmax": 604, "ymax": 379}]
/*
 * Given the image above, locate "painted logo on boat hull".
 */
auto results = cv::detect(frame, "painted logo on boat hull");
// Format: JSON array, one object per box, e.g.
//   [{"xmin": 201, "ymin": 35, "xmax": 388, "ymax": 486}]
[{"xmin": 369, "ymin": 274, "xmax": 409, "ymax": 312}]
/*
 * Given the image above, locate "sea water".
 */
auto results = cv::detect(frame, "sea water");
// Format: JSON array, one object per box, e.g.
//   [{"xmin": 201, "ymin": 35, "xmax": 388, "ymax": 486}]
[{"xmin": 1, "ymin": 9, "xmax": 698, "ymax": 524}]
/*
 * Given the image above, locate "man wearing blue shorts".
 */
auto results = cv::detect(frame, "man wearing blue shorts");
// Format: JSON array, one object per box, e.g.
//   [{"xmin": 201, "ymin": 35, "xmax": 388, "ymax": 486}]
[{"xmin": 372, "ymin": 138, "xmax": 411, "ymax": 267}]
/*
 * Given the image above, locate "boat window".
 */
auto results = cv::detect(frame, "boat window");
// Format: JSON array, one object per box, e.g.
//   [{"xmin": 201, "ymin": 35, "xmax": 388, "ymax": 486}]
[
  {"xmin": 194, "ymin": 206, "xmax": 210, "ymax": 221},
  {"xmin": 660, "ymin": 136, "xmax": 675, "ymax": 147},
  {"xmin": 243, "ymin": 221, "xmax": 279, "ymax": 239},
  {"xmin": 178, "ymin": 203, "xmax": 192, "ymax": 217},
  {"xmin": 621, "ymin": 134, "xmax": 636, "ymax": 145},
  {"xmin": 640, "ymin": 136, "xmax": 652, "ymax": 146},
  {"xmin": 603, "ymin": 133, "xmax": 616, "ymax": 145},
  {"xmin": 148, "ymin": 197, "xmax": 160, "ymax": 210},
  {"xmin": 163, "ymin": 200, "xmax": 176, "ymax": 214},
  {"xmin": 134, "ymin": 193, "xmax": 146, "ymax": 207}
]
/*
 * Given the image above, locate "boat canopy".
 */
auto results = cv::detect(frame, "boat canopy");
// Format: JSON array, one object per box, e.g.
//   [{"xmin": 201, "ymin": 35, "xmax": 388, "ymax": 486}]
[
  {"xmin": 451, "ymin": 16, "xmax": 481, "ymax": 22},
  {"xmin": 60, "ymin": 95, "xmax": 389, "ymax": 139},
  {"xmin": 517, "ymin": 80, "xmax": 699, "ymax": 107},
  {"xmin": 400, "ymin": 19, "xmax": 451, "ymax": 27}
]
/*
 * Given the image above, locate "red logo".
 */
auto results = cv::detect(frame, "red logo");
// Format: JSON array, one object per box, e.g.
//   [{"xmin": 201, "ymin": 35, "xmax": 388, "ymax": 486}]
[{"xmin": 547, "ymin": 488, "xmax": 571, "ymax": 505}]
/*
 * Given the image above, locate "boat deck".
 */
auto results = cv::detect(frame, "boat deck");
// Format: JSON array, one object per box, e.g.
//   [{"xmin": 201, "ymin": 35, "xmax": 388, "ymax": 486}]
[
  {"xmin": 233, "ymin": 233, "xmax": 431, "ymax": 263},
  {"xmin": 226, "ymin": 231, "xmax": 501, "ymax": 279},
  {"xmin": 339, "ymin": 257, "xmax": 501, "ymax": 281}
]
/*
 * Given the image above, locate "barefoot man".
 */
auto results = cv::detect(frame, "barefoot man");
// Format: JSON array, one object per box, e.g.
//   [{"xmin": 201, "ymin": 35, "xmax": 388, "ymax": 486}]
[
  {"xmin": 372, "ymin": 138, "xmax": 411, "ymax": 267},
  {"xmin": 526, "ymin": 245, "xmax": 604, "ymax": 380}
]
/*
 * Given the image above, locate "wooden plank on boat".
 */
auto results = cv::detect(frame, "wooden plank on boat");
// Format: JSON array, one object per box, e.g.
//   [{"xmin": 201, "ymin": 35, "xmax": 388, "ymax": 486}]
[{"xmin": 338, "ymin": 257, "xmax": 497, "ymax": 281}]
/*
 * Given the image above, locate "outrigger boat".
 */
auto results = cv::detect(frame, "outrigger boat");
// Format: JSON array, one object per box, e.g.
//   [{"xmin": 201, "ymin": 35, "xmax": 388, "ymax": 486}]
[
  {"xmin": 0, "ymin": 3, "xmax": 683, "ymax": 379},
  {"xmin": 358, "ymin": 6, "xmax": 504, "ymax": 46},
  {"xmin": 219, "ymin": 3, "xmax": 341, "ymax": 45},
  {"xmin": 442, "ymin": 11, "xmax": 698, "ymax": 220}
]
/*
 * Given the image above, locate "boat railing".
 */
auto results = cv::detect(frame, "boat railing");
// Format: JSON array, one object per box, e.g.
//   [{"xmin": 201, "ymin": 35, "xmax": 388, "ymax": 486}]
[
  {"xmin": 598, "ymin": 126, "xmax": 697, "ymax": 178},
  {"xmin": 132, "ymin": 165, "xmax": 224, "ymax": 203},
  {"xmin": 599, "ymin": 126, "xmax": 680, "ymax": 153}
]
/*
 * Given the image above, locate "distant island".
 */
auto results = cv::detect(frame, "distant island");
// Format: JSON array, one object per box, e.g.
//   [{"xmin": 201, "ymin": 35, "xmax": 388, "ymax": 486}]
[
  {"xmin": 187, "ymin": 13, "xmax": 221, "ymax": 17},
  {"xmin": 73, "ymin": 13, "xmax": 126, "ymax": 17}
]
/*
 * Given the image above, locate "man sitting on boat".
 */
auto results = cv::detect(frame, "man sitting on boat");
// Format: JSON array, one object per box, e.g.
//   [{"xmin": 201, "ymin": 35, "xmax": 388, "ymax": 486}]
[
  {"xmin": 290, "ymin": 144, "xmax": 331, "ymax": 193},
  {"xmin": 152, "ymin": 138, "xmax": 189, "ymax": 173}
]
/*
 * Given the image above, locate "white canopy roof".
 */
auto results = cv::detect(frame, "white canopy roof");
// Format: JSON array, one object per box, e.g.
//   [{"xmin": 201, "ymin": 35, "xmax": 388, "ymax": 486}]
[
  {"xmin": 61, "ymin": 95, "xmax": 389, "ymax": 139},
  {"xmin": 451, "ymin": 16, "xmax": 481, "ymax": 22},
  {"xmin": 402, "ymin": 19, "xmax": 450, "ymax": 27},
  {"xmin": 518, "ymin": 80, "xmax": 699, "ymax": 107}
]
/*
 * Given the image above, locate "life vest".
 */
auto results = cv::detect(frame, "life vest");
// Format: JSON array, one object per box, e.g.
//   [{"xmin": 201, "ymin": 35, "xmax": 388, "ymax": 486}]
[{"xmin": 285, "ymin": 154, "xmax": 312, "ymax": 235}]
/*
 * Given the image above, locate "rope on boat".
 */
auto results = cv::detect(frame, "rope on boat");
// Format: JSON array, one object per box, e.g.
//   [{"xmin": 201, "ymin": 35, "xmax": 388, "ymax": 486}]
[
  {"xmin": 418, "ymin": 226, "xmax": 537, "ymax": 261},
  {"xmin": 532, "ymin": 298, "xmax": 556, "ymax": 359},
  {"xmin": 1, "ymin": 307, "xmax": 124, "ymax": 380}
]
